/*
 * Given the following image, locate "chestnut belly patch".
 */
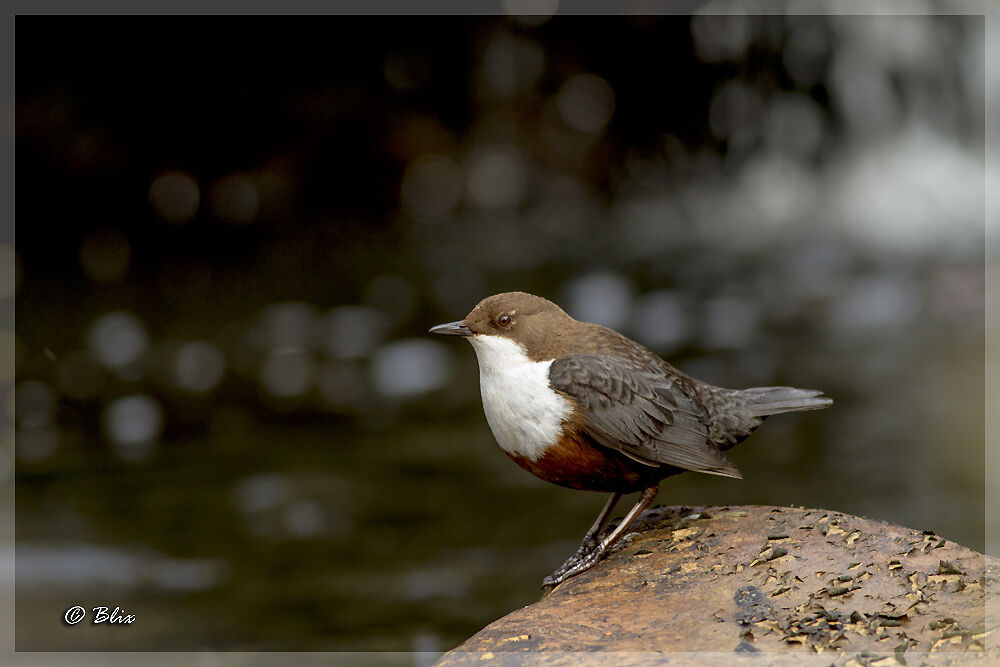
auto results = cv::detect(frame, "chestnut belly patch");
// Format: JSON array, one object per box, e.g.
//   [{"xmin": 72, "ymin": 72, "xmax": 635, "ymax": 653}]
[{"xmin": 504, "ymin": 430, "xmax": 677, "ymax": 493}]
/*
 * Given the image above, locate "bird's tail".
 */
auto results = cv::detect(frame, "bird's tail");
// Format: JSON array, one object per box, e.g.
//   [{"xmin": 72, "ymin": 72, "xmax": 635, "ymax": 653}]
[{"xmin": 739, "ymin": 386, "xmax": 833, "ymax": 418}]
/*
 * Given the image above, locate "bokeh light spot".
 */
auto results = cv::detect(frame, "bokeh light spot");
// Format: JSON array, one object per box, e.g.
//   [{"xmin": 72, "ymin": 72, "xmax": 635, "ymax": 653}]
[
  {"xmin": 103, "ymin": 394, "xmax": 164, "ymax": 462},
  {"xmin": 479, "ymin": 34, "xmax": 546, "ymax": 98},
  {"xmin": 562, "ymin": 272, "xmax": 633, "ymax": 331},
  {"xmin": 465, "ymin": 144, "xmax": 527, "ymax": 209},
  {"xmin": 258, "ymin": 302, "xmax": 320, "ymax": 349},
  {"xmin": 556, "ymin": 74, "xmax": 615, "ymax": 134},
  {"xmin": 149, "ymin": 170, "xmax": 200, "ymax": 224},
  {"xmin": 828, "ymin": 275, "xmax": 920, "ymax": 335},
  {"xmin": 371, "ymin": 340, "xmax": 451, "ymax": 399},
  {"xmin": 323, "ymin": 306, "xmax": 388, "ymax": 360},
  {"xmin": 691, "ymin": 13, "xmax": 755, "ymax": 63},
  {"xmin": 633, "ymin": 291, "xmax": 689, "ymax": 352},
  {"xmin": 87, "ymin": 311, "xmax": 149, "ymax": 373},
  {"xmin": 232, "ymin": 473, "xmax": 292, "ymax": 513},
  {"xmin": 174, "ymin": 340, "xmax": 226, "ymax": 393},
  {"xmin": 708, "ymin": 81, "xmax": 763, "ymax": 145},
  {"xmin": 283, "ymin": 500, "xmax": 323, "ymax": 538},
  {"xmin": 400, "ymin": 154, "xmax": 464, "ymax": 220}
]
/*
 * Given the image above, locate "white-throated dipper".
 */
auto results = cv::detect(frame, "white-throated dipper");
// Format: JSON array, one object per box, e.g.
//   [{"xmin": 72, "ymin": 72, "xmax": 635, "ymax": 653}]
[{"xmin": 430, "ymin": 291, "xmax": 832, "ymax": 587}]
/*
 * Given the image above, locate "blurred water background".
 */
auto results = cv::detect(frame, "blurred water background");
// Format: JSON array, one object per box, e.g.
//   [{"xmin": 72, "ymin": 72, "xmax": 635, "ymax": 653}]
[{"xmin": 10, "ymin": 11, "xmax": 986, "ymax": 654}]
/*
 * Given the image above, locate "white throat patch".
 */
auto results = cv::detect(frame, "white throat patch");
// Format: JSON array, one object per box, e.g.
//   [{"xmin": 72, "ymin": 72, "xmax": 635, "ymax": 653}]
[{"xmin": 466, "ymin": 334, "xmax": 572, "ymax": 461}]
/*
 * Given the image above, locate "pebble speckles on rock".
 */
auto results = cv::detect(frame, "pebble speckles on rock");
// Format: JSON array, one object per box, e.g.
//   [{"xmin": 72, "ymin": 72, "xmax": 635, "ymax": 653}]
[{"xmin": 435, "ymin": 505, "xmax": 998, "ymax": 666}]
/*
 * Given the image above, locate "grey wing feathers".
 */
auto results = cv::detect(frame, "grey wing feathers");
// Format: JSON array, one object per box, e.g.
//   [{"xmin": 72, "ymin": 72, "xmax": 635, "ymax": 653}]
[{"xmin": 548, "ymin": 355, "xmax": 742, "ymax": 479}]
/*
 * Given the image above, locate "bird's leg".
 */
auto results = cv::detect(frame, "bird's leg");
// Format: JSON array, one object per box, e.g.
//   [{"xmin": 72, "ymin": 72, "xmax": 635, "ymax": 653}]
[
  {"xmin": 591, "ymin": 491, "xmax": 624, "ymax": 532},
  {"xmin": 577, "ymin": 490, "xmax": 623, "ymax": 553},
  {"xmin": 546, "ymin": 492, "xmax": 623, "ymax": 582},
  {"xmin": 543, "ymin": 485, "xmax": 659, "ymax": 589}
]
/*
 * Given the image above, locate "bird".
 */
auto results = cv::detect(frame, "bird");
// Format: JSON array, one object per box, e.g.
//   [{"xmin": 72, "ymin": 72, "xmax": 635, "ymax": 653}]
[{"xmin": 429, "ymin": 291, "xmax": 832, "ymax": 588}]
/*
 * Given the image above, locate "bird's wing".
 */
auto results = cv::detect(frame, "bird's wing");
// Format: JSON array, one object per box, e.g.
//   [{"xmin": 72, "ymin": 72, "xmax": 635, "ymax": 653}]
[{"xmin": 548, "ymin": 354, "xmax": 742, "ymax": 478}]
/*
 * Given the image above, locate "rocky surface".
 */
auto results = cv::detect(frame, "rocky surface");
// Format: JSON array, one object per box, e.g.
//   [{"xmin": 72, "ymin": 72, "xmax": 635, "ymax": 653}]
[{"xmin": 436, "ymin": 505, "xmax": 997, "ymax": 666}]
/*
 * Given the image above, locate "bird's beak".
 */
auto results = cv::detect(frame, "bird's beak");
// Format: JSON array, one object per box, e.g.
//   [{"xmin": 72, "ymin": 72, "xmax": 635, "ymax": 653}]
[{"xmin": 428, "ymin": 320, "xmax": 472, "ymax": 336}]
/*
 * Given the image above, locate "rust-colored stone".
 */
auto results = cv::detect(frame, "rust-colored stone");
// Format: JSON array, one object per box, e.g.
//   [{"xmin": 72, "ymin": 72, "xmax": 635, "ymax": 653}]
[{"xmin": 436, "ymin": 505, "xmax": 998, "ymax": 666}]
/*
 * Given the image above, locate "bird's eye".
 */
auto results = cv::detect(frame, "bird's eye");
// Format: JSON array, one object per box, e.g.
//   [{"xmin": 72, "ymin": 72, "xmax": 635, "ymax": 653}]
[{"xmin": 497, "ymin": 314, "xmax": 512, "ymax": 327}]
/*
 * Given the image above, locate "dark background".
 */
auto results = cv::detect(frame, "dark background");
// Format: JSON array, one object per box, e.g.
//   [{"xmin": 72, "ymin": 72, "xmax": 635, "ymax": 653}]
[{"xmin": 12, "ymin": 13, "xmax": 984, "ymax": 652}]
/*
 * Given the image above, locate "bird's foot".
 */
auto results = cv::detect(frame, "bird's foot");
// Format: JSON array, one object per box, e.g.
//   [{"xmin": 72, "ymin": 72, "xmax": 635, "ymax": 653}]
[
  {"xmin": 568, "ymin": 535, "xmax": 600, "ymax": 562},
  {"xmin": 542, "ymin": 544, "xmax": 607, "ymax": 589},
  {"xmin": 543, "ymin": 534, "xmax": 601, "ymax": 587},
  {"xmin": 541, "ymin": 531, "xmax": 645, "ymax": 591}
]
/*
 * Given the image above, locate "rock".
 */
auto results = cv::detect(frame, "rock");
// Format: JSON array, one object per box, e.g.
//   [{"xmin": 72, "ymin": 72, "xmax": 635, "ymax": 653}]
[{"xmin": 435, "ymin": 505, "xmax": 998, "ymax": 666}]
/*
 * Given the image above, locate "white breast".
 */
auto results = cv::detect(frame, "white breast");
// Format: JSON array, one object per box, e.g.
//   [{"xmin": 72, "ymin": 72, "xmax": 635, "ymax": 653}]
[{"xmin": 466, "ymin": 334, "xmax": 572, "ymax": 461}]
